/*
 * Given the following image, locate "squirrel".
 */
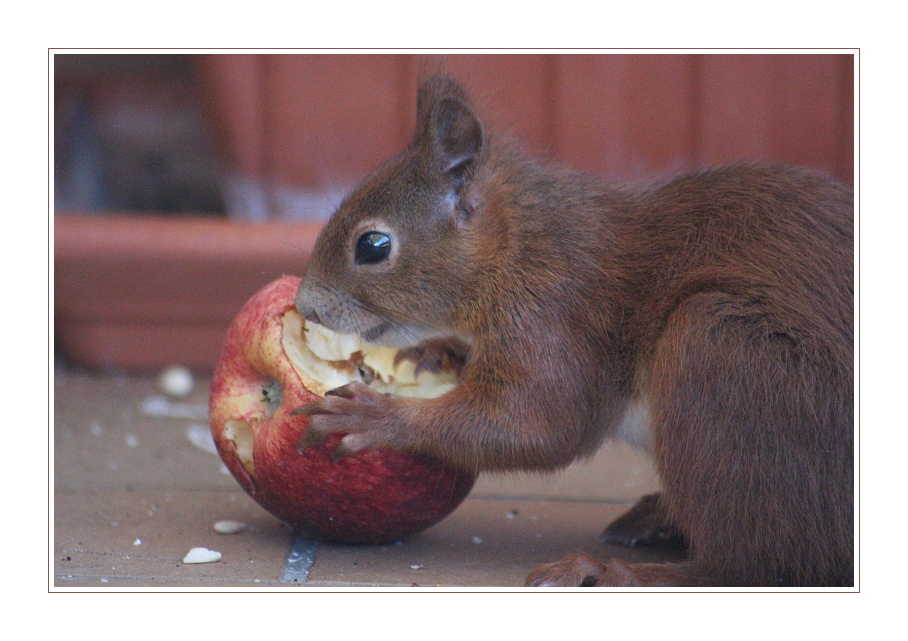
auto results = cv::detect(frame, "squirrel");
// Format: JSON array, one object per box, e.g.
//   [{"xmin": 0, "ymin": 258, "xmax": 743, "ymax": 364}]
[{"xmin": 292, "ymin": 73, "xmax": 854, "ymax": 587}]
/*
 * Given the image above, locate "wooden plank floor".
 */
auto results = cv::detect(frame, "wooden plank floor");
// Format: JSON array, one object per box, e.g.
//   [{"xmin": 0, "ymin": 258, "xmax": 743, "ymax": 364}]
[{"xmin": 52, "ymin": 369, "xmax": 680, "ymax": 589}]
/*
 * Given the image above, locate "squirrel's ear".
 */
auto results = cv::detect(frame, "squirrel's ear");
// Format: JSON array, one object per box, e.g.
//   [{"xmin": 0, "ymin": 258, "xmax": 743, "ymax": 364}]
[
  {"xmin": 415, "ymin": 75, "xmax": 484, "ymax": 176},
  {"xmin": 430, "ymin": 97, "xmax": 483, "ymax": 174}
]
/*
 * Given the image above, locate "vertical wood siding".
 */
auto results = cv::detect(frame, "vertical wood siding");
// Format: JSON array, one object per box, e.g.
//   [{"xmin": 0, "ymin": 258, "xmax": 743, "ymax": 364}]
[{"xmin": 195, "ymin": 52, "xmax": 854, "ymax": 219}]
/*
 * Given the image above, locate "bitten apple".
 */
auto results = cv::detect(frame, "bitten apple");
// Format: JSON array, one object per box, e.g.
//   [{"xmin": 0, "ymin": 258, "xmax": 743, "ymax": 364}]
[{"xmin": 209, "ymin": 275, "xmax": 476, "ymax": 544}]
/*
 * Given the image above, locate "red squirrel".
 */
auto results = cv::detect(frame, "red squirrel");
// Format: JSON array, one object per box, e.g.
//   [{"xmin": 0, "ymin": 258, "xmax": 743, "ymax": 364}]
[{"xmin": 292, "ymin": 74, "xmax": 854, "ymax": 587}]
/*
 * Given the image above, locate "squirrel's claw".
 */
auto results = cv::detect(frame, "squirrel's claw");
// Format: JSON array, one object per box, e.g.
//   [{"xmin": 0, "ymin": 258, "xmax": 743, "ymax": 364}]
[
  {"xmin": 293, "ymin": 382, "xmax": 399, "ymax": 457},
  {"xmin": 295, "ymin": 426, "xmax": 329, "ymax": 454}
]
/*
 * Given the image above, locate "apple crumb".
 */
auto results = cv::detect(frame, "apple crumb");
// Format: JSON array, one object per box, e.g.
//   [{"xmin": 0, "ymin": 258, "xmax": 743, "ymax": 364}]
[
  {"xmin": 214, "ymin": 520, "xmax": 248, "ymax": 534},
  {"xmin": 182, "ymin": 547, "xmax": 222, "ymax": 564}
]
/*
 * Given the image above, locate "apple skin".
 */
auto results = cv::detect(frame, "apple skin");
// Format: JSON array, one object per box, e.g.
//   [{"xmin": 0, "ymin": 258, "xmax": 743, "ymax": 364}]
[{"xmin": 209, "ymin": 275, "xmax": 476, "ymax": 544}]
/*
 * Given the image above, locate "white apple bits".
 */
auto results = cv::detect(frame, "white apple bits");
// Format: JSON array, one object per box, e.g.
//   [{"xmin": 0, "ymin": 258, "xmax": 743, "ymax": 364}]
[
  {"xmin": 280, "ymin": 310, "xmax": 460, "ymax": 399},
  {"xmin": 158, "ymin": 365, "xmax": 195, "ymax": 398},
  {"xmin": 182, "ymin": 547, "xmax": 222, "ymax": 564},
  {"xmin": 214, "ymin": 520, "xmax": 247, "ymax": 534}
]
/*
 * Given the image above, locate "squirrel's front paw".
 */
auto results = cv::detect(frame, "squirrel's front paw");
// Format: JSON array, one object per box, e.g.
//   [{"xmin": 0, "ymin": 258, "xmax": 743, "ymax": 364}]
[
  {"xmin": 292, "ymin": 381, "xmax": 400, "ymax": 459},
  {"xmin": 394, "ymin": 338, "xmax": 469, "ymax": 377}
]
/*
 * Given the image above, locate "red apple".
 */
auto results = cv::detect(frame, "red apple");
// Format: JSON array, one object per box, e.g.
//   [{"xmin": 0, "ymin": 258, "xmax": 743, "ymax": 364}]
[{"xmin": 209, "ymin": 275, "xmax": 476, "ymax": 544}]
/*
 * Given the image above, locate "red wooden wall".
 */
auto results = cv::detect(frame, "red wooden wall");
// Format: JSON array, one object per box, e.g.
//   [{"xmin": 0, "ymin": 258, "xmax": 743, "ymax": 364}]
[{"xmin": 195, "ymin": 53, "xmax": 854, "ymax": 220}]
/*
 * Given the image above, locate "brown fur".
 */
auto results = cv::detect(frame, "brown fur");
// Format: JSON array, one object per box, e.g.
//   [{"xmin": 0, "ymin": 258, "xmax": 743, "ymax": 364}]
[{"xmin": 294, "ymin": 74, "xmax": 854, "ymax": 587}]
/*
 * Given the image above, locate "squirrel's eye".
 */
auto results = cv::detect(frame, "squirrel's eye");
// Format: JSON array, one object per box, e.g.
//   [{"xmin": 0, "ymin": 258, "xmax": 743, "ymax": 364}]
[{"xmin": 355, "ymin": 231, "xmax": 392, "ymax": 264}]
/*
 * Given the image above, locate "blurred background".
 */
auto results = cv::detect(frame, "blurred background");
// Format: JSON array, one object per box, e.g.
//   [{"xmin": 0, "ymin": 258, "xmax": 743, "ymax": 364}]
[{"xmin": 53, "ymin": 52, "xmax": 855, "ymax": 371}]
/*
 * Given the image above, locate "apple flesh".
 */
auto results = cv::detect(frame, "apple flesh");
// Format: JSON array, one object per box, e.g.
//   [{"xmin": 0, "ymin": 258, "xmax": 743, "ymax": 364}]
[{"xmin": 209, "ymin": 275, "xmax": 476, "ymax": 544}]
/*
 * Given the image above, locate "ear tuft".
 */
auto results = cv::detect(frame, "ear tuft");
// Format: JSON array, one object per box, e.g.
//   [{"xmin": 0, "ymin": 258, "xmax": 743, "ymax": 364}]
[{"xmin": 415, "ymin": 73, "xmax": 468, "ymax": 127}]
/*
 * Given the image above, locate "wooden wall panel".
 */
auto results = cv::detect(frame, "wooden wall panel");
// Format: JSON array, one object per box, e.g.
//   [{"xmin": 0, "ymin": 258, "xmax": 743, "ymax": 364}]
[
  {"xmin": 697, "ymin": 54, "xmax": 851, "ymax": 182},
  {"xmin": 194, "ymin": 52, "xmax": 854, "ymax": 220},
  {"xmin": 552, "ymin": 54, "xmax": 697, "ymax": 179},
  {"xmin": 261, "ymin": 54, "xmax": 409, "ymax": 191},
  {"xmin": 836, "ymin": 55, "xmax": 855, "ymax": 185}
]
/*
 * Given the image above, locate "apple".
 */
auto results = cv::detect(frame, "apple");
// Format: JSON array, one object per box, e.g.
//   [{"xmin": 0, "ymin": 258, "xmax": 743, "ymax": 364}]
[{"xmin": 208, "ymin": 275, "xmax": 476, "ymax": 544}]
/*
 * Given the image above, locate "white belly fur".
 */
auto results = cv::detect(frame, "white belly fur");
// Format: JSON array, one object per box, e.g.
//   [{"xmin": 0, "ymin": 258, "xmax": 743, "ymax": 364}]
[{"xmin": 613, "ymin": 397, "xmax": 653, "ymax": 453}]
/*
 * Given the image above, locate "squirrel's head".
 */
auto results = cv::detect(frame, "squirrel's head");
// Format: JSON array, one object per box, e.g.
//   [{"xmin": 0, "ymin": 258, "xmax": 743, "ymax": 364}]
[{"xmin": 295, "ymin": 75, "xmax": 488, "ymax": 347}]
